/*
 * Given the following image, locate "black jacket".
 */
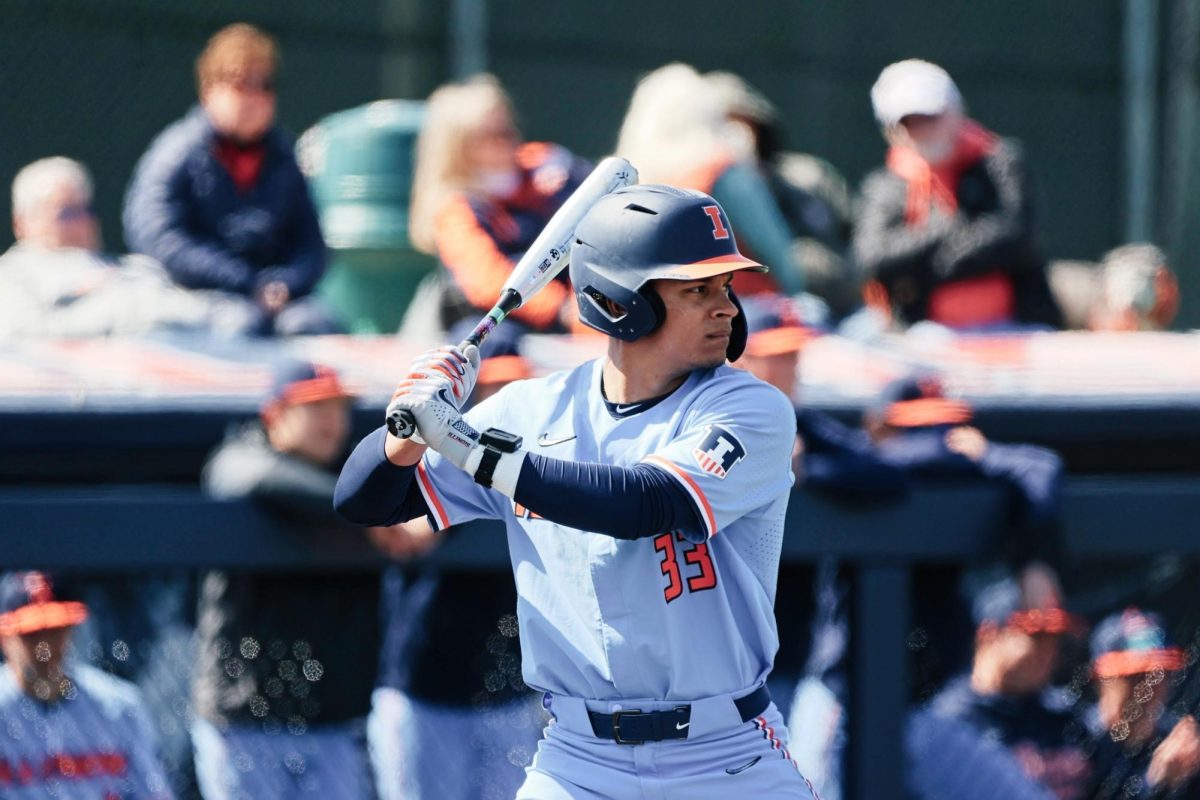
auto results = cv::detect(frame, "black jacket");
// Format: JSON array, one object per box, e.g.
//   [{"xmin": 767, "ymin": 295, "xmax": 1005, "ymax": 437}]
[
  {"xmin": 854, "ymin": 139, "xmax": 1062, "ymax": 328},
  {"xmin": 195, "ymin": 424, "xmax": 379, "ymax": 728}
]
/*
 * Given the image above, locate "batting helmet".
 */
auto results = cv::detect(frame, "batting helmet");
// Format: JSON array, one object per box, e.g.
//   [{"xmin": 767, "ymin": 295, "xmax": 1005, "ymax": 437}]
[{"xmin": 569, "ymin": 184, "xmax": 767, "ymax": 360}]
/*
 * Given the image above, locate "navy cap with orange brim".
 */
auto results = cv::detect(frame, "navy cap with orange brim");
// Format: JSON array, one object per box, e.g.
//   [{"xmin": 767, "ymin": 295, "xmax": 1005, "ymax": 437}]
[
  {"xmin": 646, "ymin": 252, "xmax": 768, "ymax": 282},
  {"xmin": 0, "ymin": 571, "xmax": 88, "ymax": 636},
  {"xmin": 871, "ymin": 374, "xmax": 973, "ymax": 428},
  {"xmin": 1091, "ymin": 608, "xmax": 1186, "ymax": 678},
  {"xmin": 737, "ymin": 293, "xmax": 819, "ymax": 357},
  {"xmin": 973, "ymin": 575, "xmax": 1086, "ymax": 637},
  {"xmin": 265, "ymin": 361, "xmax": 355, "ymax": 410}
]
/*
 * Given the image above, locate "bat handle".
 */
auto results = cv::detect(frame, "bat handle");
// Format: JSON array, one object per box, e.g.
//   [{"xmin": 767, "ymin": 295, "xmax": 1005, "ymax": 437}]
[
  {"xmin": 385, "ymin": 406, "xmax": 417, "ymax": 439},
  {"xmin": 385, "ymin": 291, "xmax": 519, "ymax": 440},
  {"xmin": 384, "ymin": 332, "xmax": 477, "ymax": 439}
]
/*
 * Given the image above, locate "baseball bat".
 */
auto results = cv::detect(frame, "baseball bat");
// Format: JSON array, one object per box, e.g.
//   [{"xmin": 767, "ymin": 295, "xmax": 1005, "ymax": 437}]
[{"xmin": 387, "ymin": 156, "xmax": 639, "ymax": 439}]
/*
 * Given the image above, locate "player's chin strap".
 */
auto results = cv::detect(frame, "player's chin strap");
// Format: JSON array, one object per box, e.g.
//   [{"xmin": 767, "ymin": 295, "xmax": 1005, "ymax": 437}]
[{"xmin": 463, "ymin": 427, "xmax": 527, "ymax": 497}]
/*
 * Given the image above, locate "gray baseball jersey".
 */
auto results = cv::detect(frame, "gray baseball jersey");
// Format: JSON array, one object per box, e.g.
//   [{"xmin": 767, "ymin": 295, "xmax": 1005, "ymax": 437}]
[{"xmin": 415, "ymin": 359, "xmax": 796, "ymax": 702}]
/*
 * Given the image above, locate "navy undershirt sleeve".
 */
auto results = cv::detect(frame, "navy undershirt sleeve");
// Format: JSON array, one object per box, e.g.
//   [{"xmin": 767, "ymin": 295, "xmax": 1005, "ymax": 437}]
[
  {"xmin": 514, "ymin": 453, "xmax": 704, "ymax": 541},
  {"xmin": 334, "ymin": 426, "xmax": 431, "ymax": 526}
]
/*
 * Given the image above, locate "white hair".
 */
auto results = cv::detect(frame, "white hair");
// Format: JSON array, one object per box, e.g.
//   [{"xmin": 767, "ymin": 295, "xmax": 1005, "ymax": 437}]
[
  {"xmin": 615, "ymin": 63, "xmax": 732, "ymax": 184},
  {"xmin": 11, "ymin": 156, "xmax": 93, "ymax": 219}
]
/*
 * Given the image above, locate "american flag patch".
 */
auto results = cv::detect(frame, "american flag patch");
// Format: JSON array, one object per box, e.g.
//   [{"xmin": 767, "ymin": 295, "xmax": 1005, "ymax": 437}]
[
  {"xmin": 693, "ymin": 448, "xmax": 728, "ymax": 477},
  {"xmin": 691, "ymin": 425, "xmax": 746, "ymax": 480}
]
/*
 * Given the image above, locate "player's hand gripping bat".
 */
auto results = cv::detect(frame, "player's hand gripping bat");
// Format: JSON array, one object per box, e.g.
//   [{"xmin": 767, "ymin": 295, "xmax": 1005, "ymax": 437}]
[{"xmin": 386, "ymin": 156, "xmax": 639, "ymax": 439}]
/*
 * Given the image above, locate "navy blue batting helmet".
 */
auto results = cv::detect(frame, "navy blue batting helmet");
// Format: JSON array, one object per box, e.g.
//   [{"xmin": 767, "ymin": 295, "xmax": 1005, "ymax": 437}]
[{"xmin": 569, "ymin": 185, "xmax": 767, "ymax": 360}]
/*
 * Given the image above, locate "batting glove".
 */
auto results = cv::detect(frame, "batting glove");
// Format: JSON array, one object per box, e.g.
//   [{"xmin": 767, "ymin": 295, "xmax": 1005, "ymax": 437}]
[
  {"xmin": 403, "ymin": 344, "xmax": 481, "ymax": 408},
  {"xmin": 386, "ymin": 377, "xmax": 481, "ymax": 470}
]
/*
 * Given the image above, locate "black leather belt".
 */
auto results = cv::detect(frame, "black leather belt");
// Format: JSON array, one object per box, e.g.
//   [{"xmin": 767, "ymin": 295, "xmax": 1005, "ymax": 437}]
[{"xmin": 587, "ymin": 686, "xmax": 771, "ymax": 744}]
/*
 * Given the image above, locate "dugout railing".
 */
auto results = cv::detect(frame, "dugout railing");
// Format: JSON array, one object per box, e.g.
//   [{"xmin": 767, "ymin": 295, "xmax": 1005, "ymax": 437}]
[{"xmin": 3, "ymin": 476, "xmax": 1197, "ymax": 799}]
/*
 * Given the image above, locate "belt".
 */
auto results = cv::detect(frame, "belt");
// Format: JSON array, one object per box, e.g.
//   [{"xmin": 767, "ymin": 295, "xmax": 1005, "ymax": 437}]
[{"xmin": 587, "ymin": 685, "xmax": 771, "ymax": 745}]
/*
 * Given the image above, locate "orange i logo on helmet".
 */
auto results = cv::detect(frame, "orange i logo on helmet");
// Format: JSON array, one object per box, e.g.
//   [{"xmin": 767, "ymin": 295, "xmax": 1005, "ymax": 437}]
[{"xmin": 701, "ymin": 205, "xmax": 730, "ymax": 240}]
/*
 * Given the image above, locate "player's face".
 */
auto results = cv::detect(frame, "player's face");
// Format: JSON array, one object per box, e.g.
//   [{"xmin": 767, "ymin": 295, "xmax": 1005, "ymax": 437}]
[
  {"xmin": 644, "ymin": 275, "xmax": 739, "ymax": 372},
  {"xmin": 268, "ymin": 397, "xmax": 350, "ymax": 466},
  {"xmin": 1098, "ymin": 674, "xmax": 1169, "ymax": 744},
  {"xmin": 1, "ymin": 626, "xmax": 72, "ymax": 692},
  {"xmin": 993, "ymin": 628, "xmax": 1060, "ymax": 694}
]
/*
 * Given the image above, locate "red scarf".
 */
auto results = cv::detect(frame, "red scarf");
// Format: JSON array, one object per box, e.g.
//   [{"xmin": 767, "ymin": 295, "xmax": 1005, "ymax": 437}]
[
  {"xmin": 886, "ymin": 118, "xmax": 998, "ymax": 225},
  {"xmin": 214, "ymin": 137, "xmax": 267, "ymax": 194},
  {"xmin": 885, "ymin": 119, "xmax": 1015, "ymax": 327}
]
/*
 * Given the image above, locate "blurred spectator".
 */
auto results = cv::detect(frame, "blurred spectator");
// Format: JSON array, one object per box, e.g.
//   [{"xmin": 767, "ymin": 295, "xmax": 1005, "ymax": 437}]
[
  {"xmin": 1049, "ymin": 244, "xmax": 1181, "ymax": 333},
  {"xmin": 615, "ymin": 63, "xmax": 809, "ymax": 297},
  {"xmin": 369, "ymin": 323, "xmax": 547, "ymax": 800},
  {"xmin": 407, "ymin": 74, "xmax": 592, "ymax": 334},
  {"xmin": 0, "ymin": 571, "xmax": 172, "ymax": 798},
  {"xmin": 855, "ymin": 59, "xmax": 1062, "ymax": 330},
  {"xmin": 1084, "ymin": 609, "xmax": 1200, "ymax": 798},
  {"xmin": 706, "ymin": 71, "xmax": 862, "ymax": 317},
  {"xmin": 1047, "ymin": 259, "xmax": 1105, "ymax": 331},
  {"xmin": 1093, "ymin": 244, "xmax": 1181, "ymax": 332},
  {"xmin": 0, "ymin": 156, "xmax": 246, "ymax": 338},
  {"xmin": 193, "ymin": 362, "xmax": 395, "ymax": 798},
  {"xmin": 123, "ymin": 23, "xmax": 339, "ymax": 337},
  {"xmin": 925, "ymin": 566, "xmax": 1093, "ymax": 799}
]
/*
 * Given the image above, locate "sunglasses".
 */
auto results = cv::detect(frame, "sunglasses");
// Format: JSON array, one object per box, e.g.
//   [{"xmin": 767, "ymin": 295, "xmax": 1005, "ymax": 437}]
[
  {"xmin": 215, "ymin": 74, "xmax": 276, "ymax": 94},
  {"xmin": 56, "ymin": 203, "xmax": 95, "ymax": 223}
]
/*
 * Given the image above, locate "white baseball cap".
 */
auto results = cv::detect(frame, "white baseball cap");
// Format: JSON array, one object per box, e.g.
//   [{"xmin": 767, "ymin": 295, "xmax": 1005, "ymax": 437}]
[{"xmin": 870, "ymin": 59, "xmax": 962, "ymax": 127}]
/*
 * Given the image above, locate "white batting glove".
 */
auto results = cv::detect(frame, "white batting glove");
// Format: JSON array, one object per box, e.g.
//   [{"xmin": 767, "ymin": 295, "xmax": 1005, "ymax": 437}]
[
  {"xmin": 403, "ymin": 344, "xmax": 481, "ymax": 408},
  {"xmin": 386, "ymin": 377, "xmax": 481, "ymax": 470}
]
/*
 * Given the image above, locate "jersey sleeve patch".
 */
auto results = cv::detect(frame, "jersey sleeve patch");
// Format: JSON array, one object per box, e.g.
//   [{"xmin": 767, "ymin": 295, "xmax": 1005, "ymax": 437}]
[{"xmin": 691, "ymin": 424, "xmax": 747, "ymax": 480}]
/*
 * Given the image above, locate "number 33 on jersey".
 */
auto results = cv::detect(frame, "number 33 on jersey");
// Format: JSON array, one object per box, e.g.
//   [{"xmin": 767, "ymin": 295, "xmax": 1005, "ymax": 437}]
[{"xmin": 414, "ymin": 359, "xmax": 796, "ymax": 701}]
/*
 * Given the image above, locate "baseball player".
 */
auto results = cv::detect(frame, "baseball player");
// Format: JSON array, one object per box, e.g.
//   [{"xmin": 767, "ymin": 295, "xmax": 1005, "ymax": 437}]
[
  {"xmin": 0, "ymin": 571, "xmax": 172, "ymax": 799},
  {"xmin": 336, "ymin": 185, "xmax": 816, "ymax": 798}
]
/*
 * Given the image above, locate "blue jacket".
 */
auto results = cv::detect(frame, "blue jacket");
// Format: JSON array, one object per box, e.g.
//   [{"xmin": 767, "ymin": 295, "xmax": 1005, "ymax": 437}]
[
  {"xmin": 875, "ymin": 428, "xmax": 1063, "ymax": 534},
  {"xmin": 123, "ymin": 107, "xmax": 326, "ymax": 297},
  {"xmin": 926, "ymin": 677, "xmax": 1093, "ymax": 799},
  {"xmin": 797, "ymin": 409, "xmax": 909, "ymax": 497}
]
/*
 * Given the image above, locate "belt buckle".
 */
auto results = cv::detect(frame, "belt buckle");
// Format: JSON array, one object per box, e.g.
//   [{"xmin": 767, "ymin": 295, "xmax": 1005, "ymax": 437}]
[{"xmin": 611, "ymin": 710, "xmax": 644, "ymax": 745}]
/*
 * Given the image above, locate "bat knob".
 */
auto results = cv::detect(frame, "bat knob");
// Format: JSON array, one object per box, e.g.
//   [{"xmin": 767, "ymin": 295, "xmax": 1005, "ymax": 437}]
[{"xmin": 386, "ymin": 407, "xmax": 417, "ymax": 440}]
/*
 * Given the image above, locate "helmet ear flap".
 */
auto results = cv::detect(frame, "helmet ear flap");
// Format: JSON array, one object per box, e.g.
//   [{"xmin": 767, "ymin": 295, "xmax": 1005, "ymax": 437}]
[
  {"xmin": 637, "ymin": 283, "xmax": 667, "ymax": 335},
  {"xmin": 726, "ymin": 289, "xmax": 748, "ymax": 362}
]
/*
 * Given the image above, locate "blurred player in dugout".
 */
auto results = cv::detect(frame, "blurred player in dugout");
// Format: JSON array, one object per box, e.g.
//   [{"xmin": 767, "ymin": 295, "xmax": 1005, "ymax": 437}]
[
  {"xmin": 920, "ymin": 568, "xmax": 1093, "ymax": 798},
  {"xmin": 732, "ymin": 298, "xmax": 1068, "ymax": 799},
  {"xmin": 0, "ymin": 571, "xmax": 172, "ymax": 799},
  {"xmin": 407, "ymin": 74, "xmax": 592, "ymax": 337},
  {"xmin": 194, "ymin": 361, "xmax": 420, "ymax": 799},
  {"xmin": 1083, "ymin": 608, "xmax": 1200, "ymax": 798}
]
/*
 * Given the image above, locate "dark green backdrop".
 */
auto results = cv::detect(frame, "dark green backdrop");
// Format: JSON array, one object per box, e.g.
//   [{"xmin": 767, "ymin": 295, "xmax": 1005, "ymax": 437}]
[{"xmin": 5, "ymin": 0, "xmax": 1195, "ymax": 325}]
